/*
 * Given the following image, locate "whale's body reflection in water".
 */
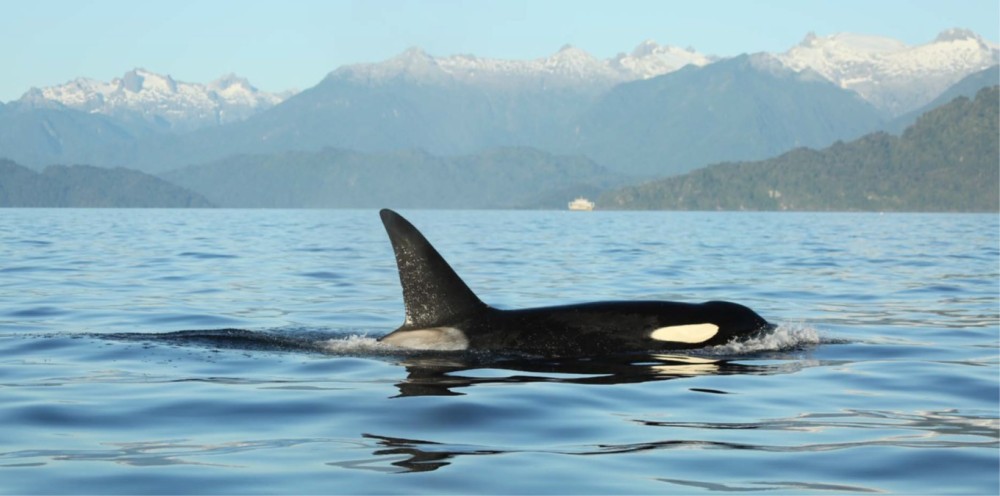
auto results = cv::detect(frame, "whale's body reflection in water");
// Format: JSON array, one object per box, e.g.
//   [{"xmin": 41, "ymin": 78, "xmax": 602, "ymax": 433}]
[
  {"xmin": 103, "ymin": 325, "xmax": 820, "ymax": 398},
  {"xmin": 389, "ymin": 352, "xmax": 808, "ymax": 397}
]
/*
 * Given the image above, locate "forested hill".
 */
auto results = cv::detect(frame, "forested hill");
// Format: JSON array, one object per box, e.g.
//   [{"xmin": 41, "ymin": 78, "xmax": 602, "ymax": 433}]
[
  {"xmin": 599, "ymin": 86, "xmax": 999, "ymax": 212},
  {"xmin": 0, "ymin": 160, "xmax": 213, "ymax": 207}
]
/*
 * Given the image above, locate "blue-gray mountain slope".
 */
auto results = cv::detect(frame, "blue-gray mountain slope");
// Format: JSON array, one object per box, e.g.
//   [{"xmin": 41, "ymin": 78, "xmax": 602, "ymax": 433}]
[{"xmin": 572, "ymin": 54, "xmax": 886, "ymax": 177}]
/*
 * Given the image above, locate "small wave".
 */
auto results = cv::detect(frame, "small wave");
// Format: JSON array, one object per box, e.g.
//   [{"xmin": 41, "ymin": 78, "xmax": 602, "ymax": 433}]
[
  {"xmin": 177, "ymin": 252, "xmax": 238, "ymax": 259},
  {"xmin": 317, "ymin": 334, "xmax": 393, "ymax": 354},
  {"xmin": 707, "ymin": 322, "xmax": 821, "ymax": 355},
  {"xmin": 102, "ymin": 328, "xmax": 408, "ymax": 357},
  {"xmin": 103, "ymin": 328, "xmax": 321, "ymax": 353}
]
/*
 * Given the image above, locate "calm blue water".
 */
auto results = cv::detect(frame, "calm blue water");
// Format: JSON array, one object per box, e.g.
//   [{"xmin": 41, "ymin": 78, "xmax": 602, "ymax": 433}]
[{"xmin": 1, "ymin": 209, "xmax": 997, "ymax": 495}]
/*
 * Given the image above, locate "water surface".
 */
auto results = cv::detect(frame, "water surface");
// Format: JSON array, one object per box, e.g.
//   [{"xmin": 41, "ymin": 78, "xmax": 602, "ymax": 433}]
[{"xmin": 1, "ymin": 209, "xmax": 997, "ymax": 494}]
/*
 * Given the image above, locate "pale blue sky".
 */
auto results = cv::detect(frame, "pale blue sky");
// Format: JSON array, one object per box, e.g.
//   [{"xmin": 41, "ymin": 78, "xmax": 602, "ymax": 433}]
[{"xmin": 2, "ymin": 0, "xmax": 997, "ymax": 102}]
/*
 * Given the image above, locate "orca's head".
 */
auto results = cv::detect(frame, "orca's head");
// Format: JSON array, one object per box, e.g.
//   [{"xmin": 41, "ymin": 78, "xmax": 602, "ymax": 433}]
[
  {"xmin": 647, "ymin": 301, "xmax": 773, "ymax": 348},
  {"xmin": 702, "ymin": 300, "xmax": 773, "ymax": 341}
]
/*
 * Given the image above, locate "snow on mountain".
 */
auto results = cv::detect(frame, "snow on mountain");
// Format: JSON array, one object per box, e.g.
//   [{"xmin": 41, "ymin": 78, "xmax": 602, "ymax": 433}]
[
  {"xmin": 334, "ymin": 30, "xmax": 995, "ymax": 116},
  {"xmin": 23, "ymin": 69, "xmax": 292, "ymax": 132},
  {"xmin": 330, "ymin": 41, "xmax": 713, "ymax": 89},
  {"xmin": 610, "ymin": 40, "xmax": 716, "ymax": 79},
  {"xmin": 17, "ymin": 29, "xmax": 997, "ymax": 131},
  {"xmin": 439, "ymin": 44, "xmax": 624, "ymax": 87},
  {"xmin": 777, "ymin": 29, "xmax": 999, "ymax": 116}
]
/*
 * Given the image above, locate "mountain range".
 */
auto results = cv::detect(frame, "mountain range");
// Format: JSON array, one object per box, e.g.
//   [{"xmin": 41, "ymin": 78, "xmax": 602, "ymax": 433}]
[
  {"xmin": 5, "ymin": 83, "xmax": 993, "ymax": 210},
  {"xmin": 0, "ymin": 28, "xmax": 997, "ymax": 210},
  {"xmin": 13, "ymin": 30, "xmax": 995, "ymax": 124},
  {"xmin": 17, "ymin": 69, "xmax": 290, "ymax": 133}
]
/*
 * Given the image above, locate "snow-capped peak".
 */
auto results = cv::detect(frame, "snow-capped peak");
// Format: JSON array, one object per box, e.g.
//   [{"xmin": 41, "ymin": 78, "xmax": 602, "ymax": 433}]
[
  {"xmin": 382, "ymin": 46, "xmax": 438, "ymax": 69},
  {"xmin": 209, "ymin": 73, "xmax": 253, "ymax": 90},
  {"xmin": 542, "ymin": 44, "xmax": 612, "ymax": 78},
  {"xmin": 630, "ymin": 39, "xmax": 661, "ymax": 58},
  {"xmin": 23, "ymin": 69, "xmax": 291, "ymax": 131},
  {"xmin": 120, "ymin": 68, "xmax": 178, "ymax": 93},
  {"xmin": 330, "ymin": 41, "xmax": 714, "ymax": 89},
  {"xmin": 552, "ymin": 44, "xmax": 590, "ymax": 58},
  {"xmin": 777, "ymin": 28, "xmax": 999, "ymax": 116},
  {"xmin": 330, "ymin": 46, "xmax": 452, "ymax": 84},
  {"xmin": 935, "ymin": 28, "xmax": 981, "ymax": 43},
  {"xmin": 794, "ymin": 31, "xmax": 907, "ymax": 53},
  {"xmin": 612, "ymin": 39, "xmax": 714, "ymax": 79}
]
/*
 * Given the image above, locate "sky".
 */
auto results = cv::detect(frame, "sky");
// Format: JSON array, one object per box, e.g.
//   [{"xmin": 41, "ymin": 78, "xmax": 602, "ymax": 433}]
[{"xmin": 1, "ymin": 0, "xmax": 997, "ymax": 102}]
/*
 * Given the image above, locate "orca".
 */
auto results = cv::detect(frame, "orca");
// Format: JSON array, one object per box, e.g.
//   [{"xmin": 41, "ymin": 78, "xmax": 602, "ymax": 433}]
[{"xmin": 377, "ymin": 209, "xmax": 773, "ymax": 356}]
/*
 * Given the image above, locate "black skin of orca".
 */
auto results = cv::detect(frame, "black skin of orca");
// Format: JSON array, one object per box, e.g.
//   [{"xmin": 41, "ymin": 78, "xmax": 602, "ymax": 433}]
[{"xmin": 378, "ymin": 209, "xmax": 773, "ymax": 356}]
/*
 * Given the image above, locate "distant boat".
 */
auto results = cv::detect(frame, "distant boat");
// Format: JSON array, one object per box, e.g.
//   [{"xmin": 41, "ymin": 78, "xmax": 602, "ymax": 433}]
[{"xmin": 568, "ymin": 197, "xmax": 595, "ymax": 211}]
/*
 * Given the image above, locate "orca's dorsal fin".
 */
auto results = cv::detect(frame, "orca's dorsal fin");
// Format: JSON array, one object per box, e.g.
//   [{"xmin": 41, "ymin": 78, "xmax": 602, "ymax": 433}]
[{"xmin": 380, "ymin": 209, "xmax": 487, "ymax": 329}]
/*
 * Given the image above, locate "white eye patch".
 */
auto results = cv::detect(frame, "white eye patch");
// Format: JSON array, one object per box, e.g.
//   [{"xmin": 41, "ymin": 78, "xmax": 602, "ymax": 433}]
[{"xmin": 650, "ymin": 323, "xmax": 719, "ymax": 344}]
